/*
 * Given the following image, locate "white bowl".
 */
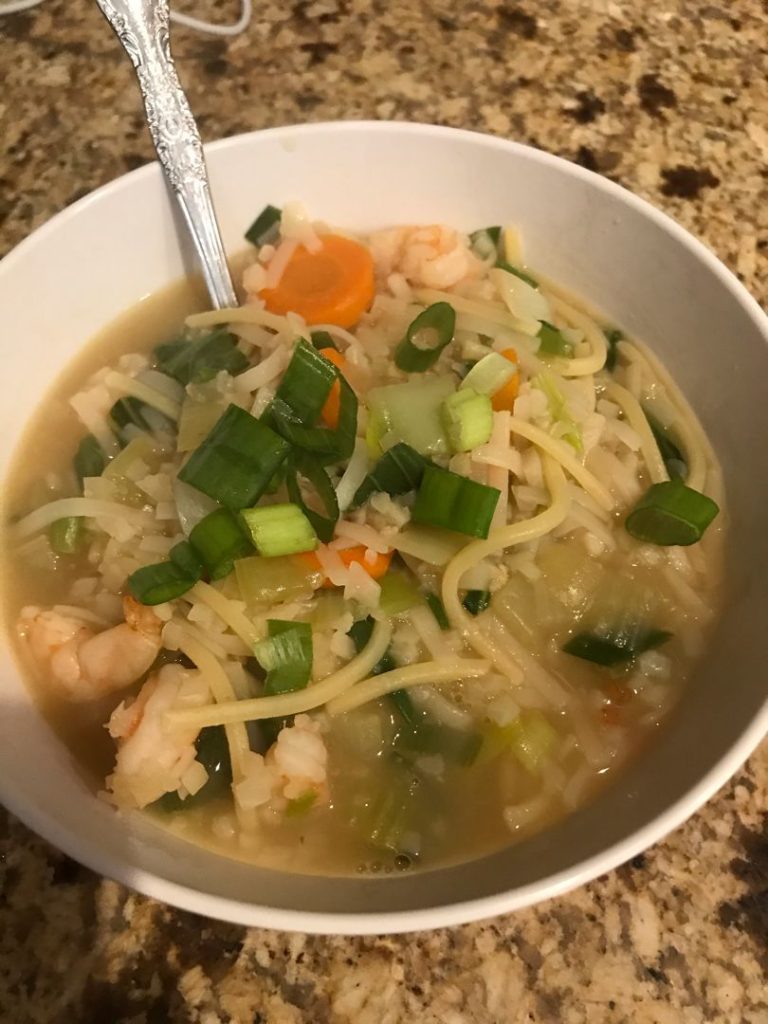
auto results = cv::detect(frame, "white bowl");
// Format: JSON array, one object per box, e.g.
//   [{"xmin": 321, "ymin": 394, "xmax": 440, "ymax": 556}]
[{"xmin": 1, "ymin": 122, "xmax": 767, "ymax": 935}]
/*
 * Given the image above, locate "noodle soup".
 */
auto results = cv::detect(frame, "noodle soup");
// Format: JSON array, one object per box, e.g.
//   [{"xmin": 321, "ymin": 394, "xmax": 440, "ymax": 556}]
[{"xmin": 0, "ymin": 209, "xmax": 724, "ymax": 875}]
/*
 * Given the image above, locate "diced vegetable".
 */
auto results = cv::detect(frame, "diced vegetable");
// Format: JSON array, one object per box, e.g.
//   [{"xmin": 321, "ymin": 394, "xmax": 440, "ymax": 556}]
[
  {"xmin": 460, "ymin": 350, "xmax": 517, "ymax": 396},
  {"xmin": 310, "ymin": 330, "xmax": 337, "ymax": 351},
  {"xmin": 154, "ymin": 329, "xmax": 248, "ymax": 386},
  {"xmin": 378, "ymin": 571, "xmax": 423, "ymax": 616},
  {"xmin": 128, "ymin": 560, "xmax": 198, "ymax": 605},
  {"xmin": 102, "ymin": 435, "xmax": 161, "ymax": 482},
  {"xmin": 272, "ymin": 339, "xmax": 337, "ymax": 427},
  {"xmin": 177, "ymin": 404, "xmax": 291, "ymax": 509},
  {"xmin": 395, "ymin": 302, "xmax": 456, "ymax": 372},
  {"xmin": 392, "ymin": 524, "xmax": 468, "ymax": 566},
  {"xmin": 508, "ymin": 711, "xmax": 557, "ymax": 774},
  {"xmin": 298, "ymin": 545, "xmax": 392, "ymax": 588},
  {"xmin": 625, "ymin": 478, "xmax": 719, "ymax": 546},
  {"xmin": 538, "ymin": 321, "xmax": 574, "ymax": 357},
  {"xmin": 189, "ymin": 508, "xmax": 253, "ymax": 580},
  {"xmin": 169, "ymin": 540, "xmax": 204, "ymax": 579},
  {"xmin": 425, "ymin": 592, "xmax": 450, "ymax": 629},
  {"xmin": 244, "ymin": 203, "xmax": 282, "ymax": 247},
  {"xmin": 49, "ymin": 517, "xmax": 83, "ymax": 555},
  {"xmin": 563, "ymin": 626, "xmax": 672, "ymax": 666},
  {"xmin": 358, "ymin": 766, "xmax": 421, "ymax": 855},
  {"xmin": 269, "ymin": 368, "xmax": 358, "ymax": 464},
  {"xmin": 644, "ymin": 409, "xmax": 687, "ymax": 480},
  {"xmin": 395, "ymin": 722, "xmax": 482, "ymax": 766},
  {"xmin": 235, "ymin": 554, "xmax": 321, "ymax": 606},
  {"xmin": 155, "ymin": 725, "xmax": 232, "ymax": 811},
  {"xmin": 442, "ymin": 388, "xmax": 493, "ymax": 452},
  {"xmin": 604, "ymin": 327, "xmax": 622, "ymax": 372},
  {"xmin": 351, "ymin": 442, "xmax": 428, "ymax": 508},
  {"xmin": 462, "ymin": 589, "xmax": 491, "ymax": 616},
  {"xmin": 412, "ymin": 466, "xmax": 500, "ymax": 539},
  {"xmin": 109, "ymin": 396, "xmax": 174, "ymax": 442},
  {"xmin": 285, "ymin": 452, "xmax": 339, "ymax": 542},
  {"xmin": 74, "ymin": 435, "xmax": 105, "ymax": 487},
  {"xmin": 240, "ymin": 503, "xmax": 318, "ymax": 557},
  {"xmin": 285, "ymin": 791, "xmax": 318, "ymax": 817},
  {"xmin": 366, "ymin": 376, "xmax": 455, "ymax": 456},
  {"xmin": 260, "ymin": 234, "xmax": 375, "ymax": 328},
  {"xmin": 255, "ymin": 620, "xmax": 313, "ymax": 694}
]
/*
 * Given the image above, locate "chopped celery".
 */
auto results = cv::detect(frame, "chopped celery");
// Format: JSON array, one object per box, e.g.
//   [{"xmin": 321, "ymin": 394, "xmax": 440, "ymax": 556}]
[
  {"xmin": 357, "ymin": 766, "xmax": 422, "ymax": 855},
  {"xmin": 103, "ymin": 435, "xmax": 161, "ymax": 481},
  {"xmin": 255, "ymin": 620, "xmax": 313, "ymax": 695},
  {"xmin": 379, "ymin": 571, "xmax": 424, "ymax": 616},
  {"xmin": 240, "ymin": 503, "xmax": 317, "ymax": 557},
  {"xmin": 177, "ymin": 383, "xmax": 231, "ymax": 453},
  {"xmin": 235, "ymin": 554, "xmax": 321, "ymax": 606},
  {"xmin": 533, "ymin": 372, "xmax": 582, "ymax": 452},
  {"xmin": 442, "ymin": 388, "xmax": 493, "ymax": 452},
  {"xmin": 392, "ymin": 524, "xmax": 468, "ymax": 566},
  {"xmin": 460, "ymin": 351, "xmax": 517, "ymax": 396},
  {"xmin": 538, "ymin": 321, "xmax": 574, "ymax": 357},
  {"xmin": 366, "ymin": 376, "xmax": 455, "ymax": 456}
]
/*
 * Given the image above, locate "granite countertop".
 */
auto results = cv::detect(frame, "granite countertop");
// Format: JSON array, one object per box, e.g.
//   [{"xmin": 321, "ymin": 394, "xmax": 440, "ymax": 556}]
[{"xmin": 1, "ymin": 1, "xmax": 767, "ymax": 1021}]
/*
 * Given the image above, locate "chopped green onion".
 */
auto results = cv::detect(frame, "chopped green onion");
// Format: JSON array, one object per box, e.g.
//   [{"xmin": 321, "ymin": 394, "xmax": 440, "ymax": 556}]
[
  {"xmin": 255, "ymin": 620, "xmax": 313, "ymax": 695},
  {"xmin": 460, "ymin": 351, "xmax": 517, "ymax": 395},
  {"xmin": 563, "ymin": 626, "xmax": 672, "ymax": 666},
  {"xmin": 395, "ymin": 722, "xmax": 482, "ymax": 766},
  {"xmin": 366, "ymin": 376, "xmax": 455, "ymax": 457},
  {"xmin": 462, "ymin": 589, "xmax": 490, "ymax": 616},
  {"xmin": 154, "ymin": 329, "xmax": 248, "ymax": 386},
  {"xmin": 272, "ymin": 339, "xmax": 337, "ymax": 427},
  {"xmin": 189, "ymin": 508, "xmax": 252, "ymax": 580},
  {"xmin": 625, "ymin": 478, "xmax": 719, "ymax": 546},
  {"xmin": 495, "ymin": 258, "xmax": 538, "ymax": 288},
  {"xmin": 235, "ymin": 554, "xmax": 321, "ymax": 606},
  {"xmin": 269, "ymin": 371, "xmax": 358, "ymax": 464},
  {"xmin": 240, "ymin": 503, "xmax": 318, "ymax": 557},
  {"xmin": 442, "ymin": 388, "xmax": 493, "ymax": 452},
  {"xmin": 644, "ymin": 409, "xmax": 687, "ymax": 480},
  {"xmin": 604, "ymin": 328, "xmax": 622, "ymax": 372},
  {"xmin": 351, "ymin": 442, "xmax": 427, "ymax": 508},
  {"xmin": 412, "ymin": 466, "xmax": 500, "ymax": 539},
  {"xmin": 379, "ymin": 571, "xmax": 423, "ymax": 616},
  {"xmin": 109, "ymin": 396, "xmax": 174, "ymax": 442},
  {"xmin": 348, "ymin": 616, "xmax": 412, "ymax": 720},
  {"xmin": 425, "ymin": 592, "xmax": 450, "ymax": 629},
  {"xmin": 285, "ymin": 453, "xmax": 339, "ymax": 543},
  {"xmin": 244, "ymin": 204, "xmax": 282, "ymax": 247},
  {"xmin": 128, "ymin": 560, "xmax": 198, "ymax": 605},
  {"xmin": 469, "ymin": 226, "xmax": 501, "ymax": 260},
  {"xmin": 154, "ymin": 725, "xmax": 232, "ymax": 812},
  {"xmin": 534, "ymin": 371, "xmax": 582, "ymax": 452},
  {"xmin": 169, "ymin": 540, "xmax": 204, "ymax": 579},
  {"xmin": 49, "ymin": 517, "xmax": 83, "ymax": 555},
  {"xmin": 74, "ymin": 435, "xmax": 105, "ymax": 487},
  {"xmin": 537, "ymin": 321, "xmax": 574, "ymax": 357},
  {"xmin": 310, "ymin": 330, "xmax": 337, "ymax": 352},
  {"xmin": 359, "ymin": 766, "xmax": 421, "ymax": 855},
  {"xmin": 395, "ymin": 302, "xmax": 456, "ymax": 373},
  {"xmin": 285, "ymin": 791, "xmax": 318, "ymax": 817},
  {"xmin": 389, "ymin": 689, "xmax": 419, "ymax": 725},
  {"xmin": 178, "ymin": 404, "xmax": 291, "ymax": 509}
]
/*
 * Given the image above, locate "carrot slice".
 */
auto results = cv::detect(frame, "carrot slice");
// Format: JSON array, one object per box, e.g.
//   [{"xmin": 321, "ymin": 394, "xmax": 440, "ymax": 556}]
[
  {"xmin": 260, "ymin": 234, "xmax": 375, "ymax": 328},
  {"xmin": 318, "ymin": 347, "xmax": 346, "ymax": 429},
  {"xmin": 297, "ymin": 545, "xmax": 392, "ymax": 589},
  {"xmin": 491, "ymin": 348, "xmax": 521, "ymax": 412}
]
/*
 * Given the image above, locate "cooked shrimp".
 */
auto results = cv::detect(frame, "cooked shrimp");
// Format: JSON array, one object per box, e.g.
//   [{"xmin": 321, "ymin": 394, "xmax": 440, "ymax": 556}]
[
  {"xmin": 17, "ymin": 595, "xmax": 162, "ymax": 702},
  {"xmin": 107, "ymin": 663, "xmax": 211, "ymax": 809},
  {"xmin": 368, "ymin": 225, "xmax": 483, "ymax": 290},
  {"xmin": 235, "ymin": 714, "xmax": 328, "ymax": 811}
]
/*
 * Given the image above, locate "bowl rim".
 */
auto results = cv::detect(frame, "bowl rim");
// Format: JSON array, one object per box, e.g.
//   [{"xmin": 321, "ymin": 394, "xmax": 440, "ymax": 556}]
[{"xmin": 1, "ymin": 119, "xmax": 767, "ymax": 935}]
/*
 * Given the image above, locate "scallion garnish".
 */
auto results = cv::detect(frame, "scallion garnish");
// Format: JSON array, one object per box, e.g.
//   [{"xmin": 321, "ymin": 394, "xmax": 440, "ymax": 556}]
[
  {"xmin": 49, "ymin": 517, "xmax": 83, "ymax": 555},
  {"xmin": 272, "ymin": 339, "xmax": 338, "ymax": 427},
  {"xmin": 255, "ymin": 620, "xmax": 313, "ymax": 695},
  {"xmin": 563, "ymin": 626, "xmax": 672, "ymax": 666},
  {"xmin": 154, "ymin": 329, "xmax": 248, "ymax": 385},
  {"xmin": 240, "ymin": 503, "xmax": 318, "ymax": 557},
  {"xmin": 178, "ymin": 404, "xmax": 291, "ymax": 509},
  {"xmin": 537, "ymin": 321, "xmax": 574, "ymax": 357},
  {"xmin": 644, "ymin": 410, "xmax": 687, "ymax": 480},
  {"xmin": 442, "ymin": 388, "xmax": 493, "ymax": 453},
  {"xmin": 495, "ymin": 258, "xmax": 538, "ymax": 288},
  {"xmin": 604, "ymin": 328, "xmax": 622, "ymax": 372},
  {"xmin": 127, "ymin": 560, "xmax": 198, "ymax": 605},
  {"xmin": 366, "ymin": 377, "xmax": 454, "ymax": 456},
  {"xmin": 285, "ymin": 453, "xmax": 339, "ymax": 543},
  {"xmin": 169, "ymin": 540, "xmax": 204, "ymax": 579},
  {"xmin": 625, "ymin": 478, "xmax": 719, "ymax": 546},
  {"xmin": 244, "ymin": 204, "xmax": 282, "ymax": 247},
  {"xmin": 425, "ymin": 592, "xmax": 450, "ymax": 630},
  {"xmin": 378, "ymin": 571, "xmax": 423, "ymax": 616},
  {"xmin": 462, "ymin": 589, "xmax": 491, "ymax": 616},
  {"xmin": 189, "ymin": 508, "xmax": 252, "ymax": 580},
  {"xmin": 310, "ymin": 330, "xmax": 337, "ymax": 352},
  {"xmin": 74, "ymin": 435, "xmax": 105, "ymax": 487},
  {"xmin": 348, "ymin": 616, "xmax": 412, "ymax": 721},
  {"xmin": 269, "ymin": 365, "xmax": 358, "ymax": 464},
  {"xmin": 460, "ymin": 351, "xmax": 517, "ymax": 396},
  {"xmin": 412, "ymin": 466, "xmax": 500, "ymax": 539},
  {"xmin": 351, "ymin": 442, "xmax": 427, "ymax": 508},
  {"xmin": 394, "ymin": 302, "xmax": 456, "ymax": 373}
]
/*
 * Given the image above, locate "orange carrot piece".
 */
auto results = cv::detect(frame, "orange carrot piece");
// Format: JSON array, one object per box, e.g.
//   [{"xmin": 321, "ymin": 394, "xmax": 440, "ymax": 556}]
[
  {"xmin": 318, "ymin": 347, "xmax": 345, "ymax": 429},
  {"xmin": 297, "ymin": 545, "xmax": 393, "ymax": 589},
  {"xmin": 260, "ymin": 234, "xmax": 375, "ymax": 328},
  {"xmin": 491, "ymin": 347, "xmax": 521, "ymax": 412}
]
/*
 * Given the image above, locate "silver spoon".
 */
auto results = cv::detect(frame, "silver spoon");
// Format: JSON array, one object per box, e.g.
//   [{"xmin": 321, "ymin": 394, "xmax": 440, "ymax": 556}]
[{"xmin": 95, "ymin": 0, "xmax": 238, "ymax": 309}]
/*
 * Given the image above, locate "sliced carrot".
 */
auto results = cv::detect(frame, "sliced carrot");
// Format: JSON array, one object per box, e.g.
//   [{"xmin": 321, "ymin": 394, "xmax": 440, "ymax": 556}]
[
  {"xmin": 491, "ymin": 347, "xmax": 521, "ymax": 412},
  {"xmin": 297, "ymin": 545, "xmax": 393, "ymax": 589},
  {"xmin": 260, "ymin": 234, "xmax": 375, "ymax": 328},
  {"xmin": 318, "ymin": 347, "xmax": 346, "ymax": 429}
]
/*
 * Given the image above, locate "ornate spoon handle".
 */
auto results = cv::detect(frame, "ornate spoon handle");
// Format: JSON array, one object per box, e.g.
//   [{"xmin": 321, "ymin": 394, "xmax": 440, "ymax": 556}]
[{"xmin": 95, "ymin": 0, "xmax": 238, "ymax": 309}]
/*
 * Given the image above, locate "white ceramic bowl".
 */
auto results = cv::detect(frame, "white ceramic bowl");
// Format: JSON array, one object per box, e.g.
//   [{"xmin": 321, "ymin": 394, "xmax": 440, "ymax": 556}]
[{"xmin": 1, "ymin": 122, "xmax": 767, "ymax": 934}]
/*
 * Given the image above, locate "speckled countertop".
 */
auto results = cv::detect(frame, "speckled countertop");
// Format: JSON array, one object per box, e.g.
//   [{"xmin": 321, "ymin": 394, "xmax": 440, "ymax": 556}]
[{"xmin": 1, "ymin": 1, "xmax": 767, "ymax": 1021}]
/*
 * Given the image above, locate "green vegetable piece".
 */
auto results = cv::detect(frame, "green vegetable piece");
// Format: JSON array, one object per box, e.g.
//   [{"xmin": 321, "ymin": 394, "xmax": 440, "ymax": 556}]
[
  {"xmin": 604, "ymin": 328, "xmax": 623, "ymax": 372},
  {"xmin": 128, "ymin": 560, "xmax": 198, "ymax": 605},
  {"xmin": 462, "ymin": 589, "xmax": 490, "ymax": 616},
  {"xmin": 269, "ymin": 369, "xmax": 358, "ymax": 464},
  {"xmin": 240, "ymin": 503, "xmax": 318, "ymax": 557},
  {"xmin": 155, "ymin": 725, "xmax": 232, "ymax": 811},
  {"xmin": 495, "ymin": 258, "xmax": 538, "ymax": 288},
  {"xmin": 285, "ymin": 790, "xmax": 318, "ymax": 817},
  {"xmin": 425, "ymin": 592, "xmax": 450, "ymax": 630},
  {"xmin": 49, "ymin": 517, "xmax": 83, "ymax": 555},
  {"xmin": 189, "ymin": 508, "xmax": 252, "ymax": 580},
  {"xmin": 563, "ymin": 627, "xmax": 672, "ymax": 666},
  {"xmin": 395, "ymin": 302, "xmax": 456, "ymax": 373},
  {"xmin": 537, "ymin": 321, "xmax": 574, "ymax": 357},
  {"xmin": 361, "ymin": 768, "xmax": 421, "ymax": 855},
  {"xmin": 442, "ymin": 388, "xmax": 493, "ymax": 453},
  {"xmin": 178, "ymin": 404, "xmax": 291, "ymax": 509},
  {"xmin": 395, "ymin": 722, "xmax": 482, "ymax": 766},
  {"xmin": 255, "ymin": 620, "xmax": 313, "ymax": 695},
  {"xmin": 348, "ymin": 616, "xmax": 397, "ymax": 676},
  {"xmin": 244, "ymin": 204, "xmax": 282, "ymax": 247},
  {"xmin": 469, "ymin": 226, "xmax": 501, "ymax": 260},
  {"xmin": 310, "ymin": 330, "xmax": 338, "ymax": 352},
  {"xmin": 460, "ymin": 351, "xmax": 517, "ymax": 396},
  {"xmin": 366, "ymin": 376, "xmax": 455, "ymax": 457},
  {"xmin": 273, "ymin": 339, "xmax": 338, "ymax": 427},
  {"xmin": 625, "ymin": 478, "xmax": 719, "ymax": 546},
  {"xmin": 644, "ymin": 410, "xmax": 688, "ymax": 480},
  {"xmin": 388, "ymin": 689, "xmax": 419, "ymax": 725},
  {"xmin": 74, "ymin": 435, "xmax": 105, "ymax": 487},
  {"xmin": 169, "ymin": 540, "xmax": 204, "ymax": 579},
  {"xmin": 352, "ymin": 442, "xmax": 428, "ymax": 509},
  {"xmin": 285, "ymin": 452, "xmax": 339, "ymax": 543},
  {"xmin": 378, "ymin": 571, "xmax": 423, "ymax": 616},
  {"xmin": 412, "ymin": 465, "xmax": 500, "ymax": 539},
  {"xmin": 155, "ymin": 329, "xmax": 249, "ymax": 386},
  {"xmin": 235, "ymin": 554, "xmax": 320, "ymax": 606},
  {"xmin": 508, "ymin": 711, "xmax": 557, "ymax": 774}
]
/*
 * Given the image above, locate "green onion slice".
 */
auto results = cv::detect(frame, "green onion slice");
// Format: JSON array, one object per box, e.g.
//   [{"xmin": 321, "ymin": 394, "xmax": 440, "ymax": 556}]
[
  {"xmin": 273, "ymin": 339, "xmax": 338, "ymax": 427},
  {"xmin": 395, "ymin": 302, "xmax": 456, "ymax": 373},
  {"xmin": 495, "ymin": 258, "xmax": 538, "ymax": 288},
  {"xmin": 189, "ymin": 508, "xmax": 252, "ymax": 580},
  {"xmin": 155, "ymin": 329, "xmax": 248, "ymax": 386},
  {"xmin": 442, "ymin": 388, "xmax": 493, "ymax": 453},
  {"xmin": 74, "ymin": 435, "xmax": 106, "ymax": 487},
  {"xmin": 128, "ymin": 560, "xmax": 198, "ymax": 605},
  {"xmin": 462, "ymin": 589, "xmax": 491, "ymax": 616},
  {"xmin": 537, "ymin": 321, "xmax": 574, "ymax": 357},
  {"xmin": 255, "ymin": 619, "xmax": 313, "ymax": 695},
  {"xmin": 425, "ymin": 592, "xmax": 450, "ymax": 629},
  {"xmin": 285, "ymin": 453, "xmax": 339, "ymax": 543},
  {"xmin": 178, "ymin": 404, "xmax": 291, "ymax": 509},
  {"xmin": 269, "ymin": 371, "xmax": 358, "ymax": 464},
  {"xmin": 603, "ymin": 328, "xmax": 622, "ymax": 372},
  {"xmin": 240, "ymin": 503, "xmax": 318, "ymax": 557},
  {"xmin": 563, "ymin": 626, "xmax": 672, "ymax": 666},
  {"xmin": 169, "ymin": 540, "xmax": 205, "ymax": 579},
  {"xmin": 644, "ymin": 410, "xmax": 687, "ymax": 480},
  {"xmin": 412, "ymin": 466, "xmax": 500, "ymax": 539},
  {"xmin": 49, "ymin": 517, "xmax": 83, "ymax": 555},
  {"xmin": 625, "ymin": 478, "xmax": 719, "ymax": 546},
  {"xmin": 310, "ymin": 330, "xmax": 338, "ymax": 352},
  {"xmin": 244, "ymin": 204, "xmax": 282, "ymax": 247},
  {"xmin": 351, "ymin": 442, "xmax": 427, "ymax": 508}
]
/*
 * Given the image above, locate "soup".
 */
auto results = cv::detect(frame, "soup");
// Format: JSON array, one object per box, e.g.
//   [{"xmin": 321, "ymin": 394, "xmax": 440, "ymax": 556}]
[{"xmin": 0, "ymin": 208, "xmax": 725, "ymax": 875}]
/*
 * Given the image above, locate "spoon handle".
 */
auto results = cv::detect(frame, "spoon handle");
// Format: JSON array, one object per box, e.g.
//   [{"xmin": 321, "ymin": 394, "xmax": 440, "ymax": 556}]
[{"xmin": 95, "ymin": 0, "xmax": 238, "ymax": 309}]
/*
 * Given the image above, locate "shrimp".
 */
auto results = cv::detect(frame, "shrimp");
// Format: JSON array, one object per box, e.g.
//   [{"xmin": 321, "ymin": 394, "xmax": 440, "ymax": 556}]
[
  {"xmin": 17, "ymin": 595, "xmax": 162, "ymax": 702},
  {"xmin": 367, "ymin": 225, "xmax": 483, "ymax": 290},
  {"xmin": 107, "ymin": 663, "xmax": 211, "ymax": 810},
  {"xmin": 235, "ymin": 714, "xmax": 328, "ymax": 811}
]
